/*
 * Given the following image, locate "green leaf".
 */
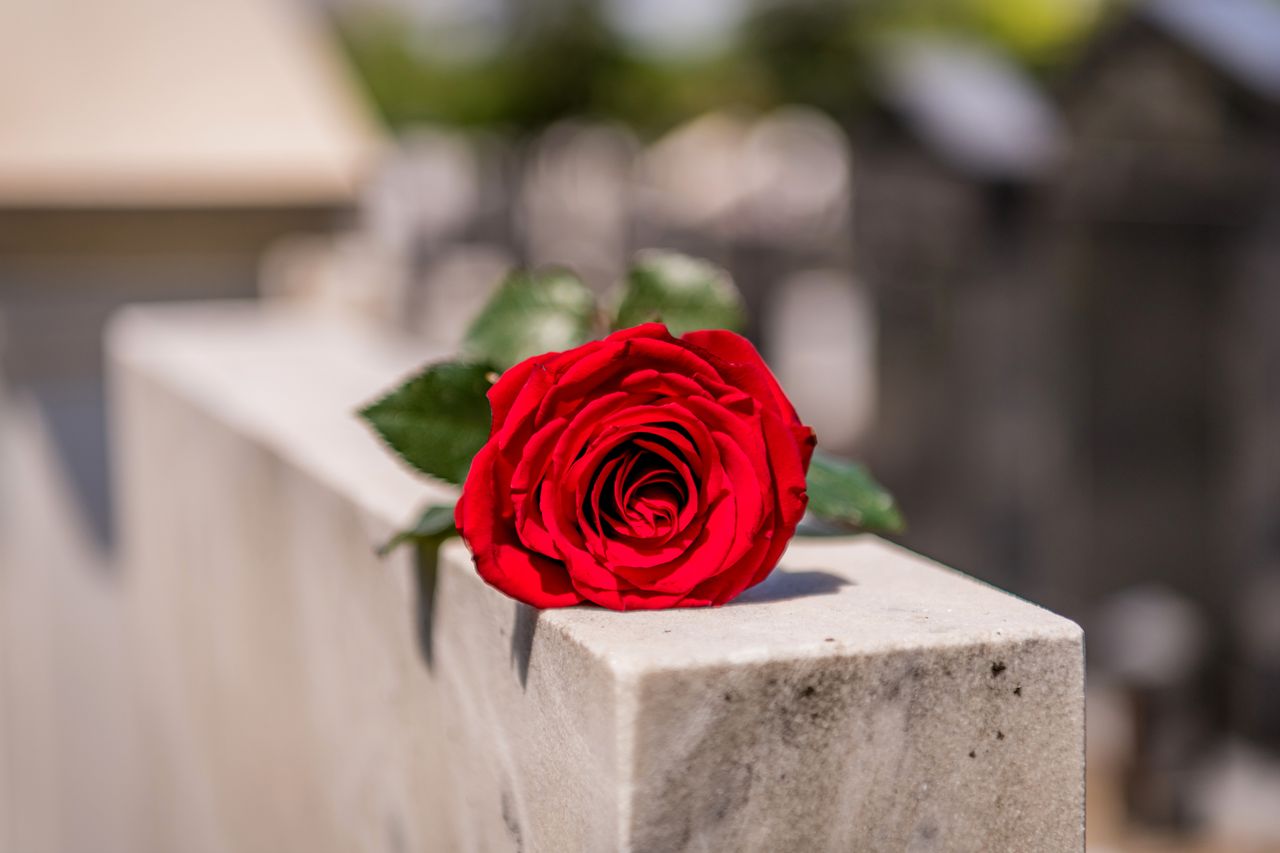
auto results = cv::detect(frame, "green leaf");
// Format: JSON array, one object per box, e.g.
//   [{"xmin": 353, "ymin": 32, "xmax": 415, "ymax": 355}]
[
  {"xmin": 359, "ymin": 361, "xmax": 494, "ymax": 485},
  {"xmin": 613, "ymin": 251, "xmax": 746, "ymax": 336},
  {"xmin": 463, "ymin": 268, "xmax": 596, "ymax": 369},
  {"xmin": 804, "ymin": 450, "xmax": 905, "ymax": 534},
  {"xmin": 378, "ymin": 503, "xmax": 458, "ymax": 557}
]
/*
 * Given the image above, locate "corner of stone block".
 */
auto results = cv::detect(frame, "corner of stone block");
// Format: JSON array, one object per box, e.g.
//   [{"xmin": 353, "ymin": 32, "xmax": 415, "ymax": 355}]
[{"xmin": 1040, "ymin": 611, "xmax": 1086, "ymax": 653}]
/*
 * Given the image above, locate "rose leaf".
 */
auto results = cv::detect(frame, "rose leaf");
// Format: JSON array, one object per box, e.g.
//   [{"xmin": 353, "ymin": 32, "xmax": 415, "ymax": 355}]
[
  {"xmin": 463, "ymin": 268, "xmax": 597, "ymax": 370},
  {"xmin": 377, "ymin": 503, "xmax": 458, "ymax": 557},
  {"xmin": 613, "ymin": 251, "xmax": 746, "ymax": 336},
  {"xmin": 358, "ymin": 360, "xmax": 493, "ymax": 486},
  {"xmin": 804, "ymin": 449, "xmax": 905, "ymax": 534}
]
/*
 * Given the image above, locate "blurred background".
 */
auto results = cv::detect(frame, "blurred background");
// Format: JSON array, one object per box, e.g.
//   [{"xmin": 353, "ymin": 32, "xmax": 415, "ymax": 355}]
[{"xmin": 2, "ymin": 0, "xmax": 1279, "ymax": 849}]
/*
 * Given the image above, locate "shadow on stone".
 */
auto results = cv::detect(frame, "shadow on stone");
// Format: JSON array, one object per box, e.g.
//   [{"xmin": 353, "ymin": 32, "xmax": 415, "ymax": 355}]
[
  {"xmin": 732, "ymin": 567, "xmax": 852, "ymax": 605},
  {"xmin": 500, "ymin": 787, "xmax": 525, "ymax": 852},
  {"xmin": 510, "ymin": 603, "xmax": 540, "ymax": 690},
  {"xmin": 413, "ymin": 543, "xmax": 440, "ymax": 669}
]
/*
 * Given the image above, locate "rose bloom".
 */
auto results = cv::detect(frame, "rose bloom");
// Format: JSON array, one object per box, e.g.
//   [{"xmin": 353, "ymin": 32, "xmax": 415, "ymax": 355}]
[{"xmin": 455, "ymin": 323, "xmax": 815, "ymax": 610}]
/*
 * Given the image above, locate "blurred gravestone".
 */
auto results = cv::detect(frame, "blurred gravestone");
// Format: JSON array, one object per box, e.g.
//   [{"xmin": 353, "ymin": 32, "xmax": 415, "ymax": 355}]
[
  {"xmin": 260, "ymin": 233, "xmax": 409, "ymax": 329},
  {"xmin": 1051, "ymin": 0, "xmax": 1280, "ymax": 766},
  {"xmin": 633, "ymin": 111, "xmax": 748, "ymax": 265},
  {"xmin": 636, "ymin": 108, "xmax": 854, "ymax": 351},
  {"xmin": 519, "ymin": 121, "xmax": 638, "ymax": 292},
  {"xmin": 1093, "ymin": 586, "xmax": 1214, "ymax": 828},
  {"xmin": 731, "ymin": 108, "xmax": 853, "ymax": 352},
  {"xmin": 736, "ymin": 108, "xmax": 851, "ymax": 249},
  {"xmin": 410, "ymin": 245, "xmax": 515, "ymax": 351},
  {"xmin": 363, "ymin": 127, "xmax": 482, "ymax": 259},
  {"xmin": 765, "ymin": 269, "xmax": 875, "ymax": 454},
  {"xmin": 852, "ymin": 34, "xmax": 1066, "ymax": 596}
]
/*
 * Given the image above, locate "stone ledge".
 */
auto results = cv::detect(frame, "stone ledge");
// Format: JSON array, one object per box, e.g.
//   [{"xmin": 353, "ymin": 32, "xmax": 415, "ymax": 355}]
[
  {"xmin": 110, "ymin": 302, "xmax": 1084, "ymax": 852},
  {"xmin": 109, "ymin": 302, "xmax": 454, "ymax": 526},
  {"xmin": 437, "ymin": 533, "xmax": 1083, "ymax": 852},
  {"xmin": 523, "ymin": 534, "xmax": 1081, "ymax": 674}
]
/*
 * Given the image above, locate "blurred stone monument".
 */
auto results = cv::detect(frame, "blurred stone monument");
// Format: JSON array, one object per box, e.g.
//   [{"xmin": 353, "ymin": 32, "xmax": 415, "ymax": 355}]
[
  {"xmin": 638, "ymin": 108, "xmax": 869, "ymax": 451},
  {"xmin": 519, "ymin": 121, "xmax": 638, "ymax": 292},
  {"xmin": 633, "ymin": 111, "xmax": 749, "ymax": 267},
  {"xmin": 1051, "ymin": 0, "xmax": 1280, "ymax": 757},
  {"xmin": 851, "ymin": 35, "xmax": 1068, "ymax": 597},
  {"xmin": 0, "ymin": 0, "xmax": 380, "ymax": 547}
]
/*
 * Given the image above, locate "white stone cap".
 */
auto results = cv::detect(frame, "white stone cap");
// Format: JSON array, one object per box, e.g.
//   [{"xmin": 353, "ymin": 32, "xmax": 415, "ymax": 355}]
[
  {"xmin": 110, "ymin": 301, "xmax": 1081, "ymax": 663},
  {"xmin": 513, "ymin": 534, "xmax": 1081, "ymax": 677}
]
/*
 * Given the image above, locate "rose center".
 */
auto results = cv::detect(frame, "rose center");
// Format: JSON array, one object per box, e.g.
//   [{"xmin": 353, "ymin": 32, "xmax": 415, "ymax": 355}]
[
  {"xmin": 591, "ymin": 441, "xmax": 697, "ymax": 542},
  {"xmin": 622, "ymin": 481, "xmax": 682, "ymax": 538}
]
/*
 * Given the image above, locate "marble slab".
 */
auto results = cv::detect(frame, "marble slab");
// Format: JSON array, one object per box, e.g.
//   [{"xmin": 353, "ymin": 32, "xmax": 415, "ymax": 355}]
[{"xmin": 110, "ymin": 302, "xmax": 1084, "ymax": 852}]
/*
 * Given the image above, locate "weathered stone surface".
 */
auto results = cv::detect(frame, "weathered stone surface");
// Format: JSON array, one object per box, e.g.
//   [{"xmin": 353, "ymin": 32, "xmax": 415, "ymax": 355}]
[{"xmin": 110, "ymin": 302, "xmax": 1084, "ymax": 853}]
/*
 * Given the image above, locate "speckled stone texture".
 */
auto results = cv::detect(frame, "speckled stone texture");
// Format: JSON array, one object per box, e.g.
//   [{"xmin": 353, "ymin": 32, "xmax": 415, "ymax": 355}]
[
  {"xmin": 111, "ymin": 303, "xmax": 1084, "ymax": 853},
  {"xmin": 477, "ymin": 536, "xmax": 1085, "ymax": 853}
]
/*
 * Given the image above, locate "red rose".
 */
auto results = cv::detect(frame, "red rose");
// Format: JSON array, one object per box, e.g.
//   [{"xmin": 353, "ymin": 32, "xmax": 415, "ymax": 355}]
[{"xmin": 454, "ymin": 323, "xmax": 815, "ymax": 611}]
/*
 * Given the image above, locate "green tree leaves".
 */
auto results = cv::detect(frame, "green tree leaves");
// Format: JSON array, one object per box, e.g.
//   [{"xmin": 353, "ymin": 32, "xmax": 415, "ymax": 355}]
[{"xmin": 613, "ymin": 251, "xmax": 746, "ymax": 336}]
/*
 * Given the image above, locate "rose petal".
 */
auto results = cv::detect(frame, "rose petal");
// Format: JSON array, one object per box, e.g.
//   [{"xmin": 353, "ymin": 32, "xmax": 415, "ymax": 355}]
[{"xmin": 455, "ymin": 442, "xmax": 583, "ymax": 607}]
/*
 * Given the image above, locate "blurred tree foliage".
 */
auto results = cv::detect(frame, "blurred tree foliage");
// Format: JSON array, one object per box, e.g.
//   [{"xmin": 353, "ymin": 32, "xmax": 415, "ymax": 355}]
[
  {"xmin": 738, "ymin": 0, "xmax": 872, "ymax": 125},
  {"xmin": 335, "ymin": 2, "xmax": 770, "ymax": 134},
  {"xmin": 334, "ymin": 0, "xmax": 1104, "ymax": 135},
  {"xmin": 333, "ymin": 1, "xmax": 617, "ymax": 130},
  {"xmin": 859, "ymin": 0, "xmax": 1105, "ymax": 71}
]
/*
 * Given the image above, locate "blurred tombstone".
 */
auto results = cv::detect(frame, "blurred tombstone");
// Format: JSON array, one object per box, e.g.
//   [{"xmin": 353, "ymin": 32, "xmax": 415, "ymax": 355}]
[
  {"xmin": 368, "ymin": 127, "xmax": 520, "ymax": 334},
  {"xmin": 1235, "ymin": 570, "xmax": 1280, "ymax": 746},
  {"xmin": 851, "ymin": 35, "xmax": 1066, "ymax": 593},
  {"xmin": 1194, "ymin": 740, "xmax": 1280, "ymax": 846},
  {"xmin": 409, "ymin": 244, "xmax": 515, "ymax": 351},
  {"xmin": 736, "ymin": 107, "xmax": 852, "ymax": 250},
  {"xmin": 1049, "ymin": 0, "xmax": 1280, "ymax": 616},
  {"xmin": 362, "ymin": 127, "xmax": 481, "ymax": 259},
  {"xmin": 1223, "ymin": 208, "xmax": 1280, "ymax": 755},
  {"xmin": 277, "ymin": 126, "xmax": 490, "ymax": 334},
  {"xmin": 519, "ymin": 121, "xmax": 638, "ymax": 292},
  {"xmin": 466, "ymin": 132, "xmax": 525, "ymax": 253},
  {"xmin": 260, "ymin": 233, "xmax": 408, "ymax": 328},
  {"xmin": 1050, "ymin": 0, "xmax": 1280, "ymax": 762},
  {"xmin": 729, "ymin": 108, "xmax": 854, "ymax": 349},
  {"xmin": 637, "ymin": 108, "xmax": 856, "ymax": 351},
  {"xmin": 633, "ymin": 111, "xmax": 750, "ymax": 262},
  {"xmin": 764, "ymin": 269, "xmax": 875, "ymax": 453},
  {"xmin": 0, "ymin": 0, "xmax": 380, "ymax": 548},
  {"xmin": 1093, "ymin": 586, "xmax": 1216, "ymax": 829}
]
